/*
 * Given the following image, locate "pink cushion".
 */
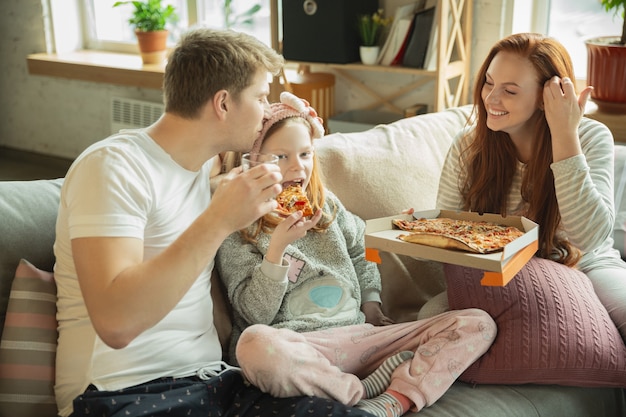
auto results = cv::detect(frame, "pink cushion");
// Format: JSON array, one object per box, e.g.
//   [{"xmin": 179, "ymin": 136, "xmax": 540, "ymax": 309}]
[
  {"xmin": 445, "ymin": 256, "xmax": 626, "ymax": 387},
  {"xmin": 0, "ymin": 259, "xmax": 57, "ymax": 416}
]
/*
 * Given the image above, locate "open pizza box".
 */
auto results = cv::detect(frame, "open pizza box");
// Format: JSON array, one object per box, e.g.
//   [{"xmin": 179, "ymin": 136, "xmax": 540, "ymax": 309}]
[{"xmin": 364, "ymin": 209, "xmax": 539, "ymax": 287}]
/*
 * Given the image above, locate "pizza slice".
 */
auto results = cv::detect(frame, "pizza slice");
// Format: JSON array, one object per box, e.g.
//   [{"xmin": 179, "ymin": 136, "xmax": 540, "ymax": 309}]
[
  {"xmin": 275, "ymin": 184, "xmax": 314, "ymax": 217},
  {"xmin": 392, "ymin": 217, "xmax": 524, "ymax": 254}
]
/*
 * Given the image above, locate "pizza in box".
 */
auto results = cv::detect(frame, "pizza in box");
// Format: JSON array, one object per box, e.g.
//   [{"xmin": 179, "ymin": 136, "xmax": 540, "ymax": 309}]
[{"xmin": 392, "ymin": 217, "xmax": 524, "ymax": 254}]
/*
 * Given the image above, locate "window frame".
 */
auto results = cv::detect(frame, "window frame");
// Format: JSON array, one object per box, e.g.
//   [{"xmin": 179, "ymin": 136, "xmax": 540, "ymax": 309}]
[
  {"xmin": 82, "ymin": 0, "xmax": 191, "ymax": 53},
  {"xmin": 53, "ymin": 0, "xmax": 275, "ymax": 55}
]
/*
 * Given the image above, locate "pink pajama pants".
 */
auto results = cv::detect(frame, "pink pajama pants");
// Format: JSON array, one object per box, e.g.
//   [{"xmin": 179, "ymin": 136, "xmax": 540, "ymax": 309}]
[{"xmin": 236, "ymin": 308, "xmax": 496, "ymax": 412}]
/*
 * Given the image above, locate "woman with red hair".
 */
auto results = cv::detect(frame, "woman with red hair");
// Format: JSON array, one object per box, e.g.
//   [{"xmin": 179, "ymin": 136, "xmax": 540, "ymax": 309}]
[{"xmin": 437, "ymin": 32, "xmax": 626, "ymax": 340}]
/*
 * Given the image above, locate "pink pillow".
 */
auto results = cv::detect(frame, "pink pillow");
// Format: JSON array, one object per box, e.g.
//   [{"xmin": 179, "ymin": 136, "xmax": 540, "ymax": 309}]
[
  {"xmin": 0, "ymin": 259, "xmax": 57, "ymax": 416},
  {"xmin": 445, "ymin": 256, "xmax": 626, "ymax": 387}
]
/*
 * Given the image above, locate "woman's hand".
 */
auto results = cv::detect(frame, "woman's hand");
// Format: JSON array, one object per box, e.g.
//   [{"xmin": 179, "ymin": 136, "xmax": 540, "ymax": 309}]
[
  {"xmin": 264, "ymin": 209, "xmax": 323, "ymax": 265},
  {"xmin": 362, "ymin": 301, "xmax": 395, "ymax": 326},
  {"xmin": 543, "ymin": 76, "xmax": 593, "ymax": 162}
]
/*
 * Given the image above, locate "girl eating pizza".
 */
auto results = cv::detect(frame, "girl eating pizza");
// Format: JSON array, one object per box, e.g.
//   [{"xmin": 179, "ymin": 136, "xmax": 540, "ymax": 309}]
[{"xmin": 215, "ymin": 91, "xmax": 497, "ymax": 417}]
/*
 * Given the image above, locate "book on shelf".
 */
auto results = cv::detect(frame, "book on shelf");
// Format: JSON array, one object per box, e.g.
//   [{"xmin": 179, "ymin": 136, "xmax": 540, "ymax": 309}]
[
  {"xmin": 376, "ymin": 2, "xmax": 422, "ymax": 66},
  {"xmin": 402, "ymin": 0, "xmax": 437, "ymax": 69},
  {"xmin": 423, "ymin": 0, "xmax": 441, "ymax": 70},
  {"xmin": 390, "ymin": 18, "xmax": 416, "ymax": 65}
]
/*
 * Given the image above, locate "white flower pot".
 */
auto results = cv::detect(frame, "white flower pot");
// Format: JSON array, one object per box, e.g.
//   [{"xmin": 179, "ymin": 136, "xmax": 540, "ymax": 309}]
[{"xmin": 359, "ymin": 46, "xmax": 380, "ymax": 65}]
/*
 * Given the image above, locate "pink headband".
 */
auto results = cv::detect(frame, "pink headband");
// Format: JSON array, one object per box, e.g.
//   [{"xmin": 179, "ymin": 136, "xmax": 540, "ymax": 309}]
[{"xmin": 250, "ymin": 91, "xmax": 325, "ymax": 155}]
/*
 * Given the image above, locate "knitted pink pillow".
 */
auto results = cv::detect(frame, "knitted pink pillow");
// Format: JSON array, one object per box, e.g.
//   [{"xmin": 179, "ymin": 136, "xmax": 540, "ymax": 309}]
[{"xmin": 445, "ymin": 256, "xmax": 626, "ymax": 387}]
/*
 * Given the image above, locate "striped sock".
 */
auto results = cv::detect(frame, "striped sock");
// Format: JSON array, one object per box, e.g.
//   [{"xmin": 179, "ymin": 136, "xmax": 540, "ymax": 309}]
[
  {"xmin": 361, "ymin": 351, "xmax": 414, "ymax": 399},
  {"xmin": 356, "ymin": 392, "xmax": 406, "ymax": 417}
]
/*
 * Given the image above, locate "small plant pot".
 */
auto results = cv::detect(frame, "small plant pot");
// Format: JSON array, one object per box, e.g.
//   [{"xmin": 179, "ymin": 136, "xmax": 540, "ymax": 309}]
[
  {"xmin": 135, "ymin": 29, "xmax": 169, "ymax": 64},
  {"xmin": 585, "ymin": 36, "xmax": 626, "ymax": 114},
  {"xmin": 359, "ymin": 46, "xmax": 380, "ymax": 65}
]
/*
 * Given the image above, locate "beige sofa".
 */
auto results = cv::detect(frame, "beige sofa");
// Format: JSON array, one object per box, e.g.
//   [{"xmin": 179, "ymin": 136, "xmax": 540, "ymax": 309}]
[{"xmin": 1, "ymin": 105, "xmax": 625, "ymax": 417}]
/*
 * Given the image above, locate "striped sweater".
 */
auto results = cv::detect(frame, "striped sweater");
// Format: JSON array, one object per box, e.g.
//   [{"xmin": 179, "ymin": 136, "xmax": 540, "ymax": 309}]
[{"xmin": 437, "ymin": 117, "xmax": 624, "ymax": 272}]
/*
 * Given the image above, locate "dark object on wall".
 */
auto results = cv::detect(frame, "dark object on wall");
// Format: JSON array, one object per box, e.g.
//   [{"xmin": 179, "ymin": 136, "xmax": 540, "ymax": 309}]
[{"xmin": 282, "ymin": 0, "xmax": 378, "ymax": 64}]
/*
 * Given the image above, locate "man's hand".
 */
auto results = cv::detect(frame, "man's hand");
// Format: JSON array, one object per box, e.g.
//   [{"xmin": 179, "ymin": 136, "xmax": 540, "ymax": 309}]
[{"xmin": 210, "ymin": 163, "xmax": 282, "ymax": 235}]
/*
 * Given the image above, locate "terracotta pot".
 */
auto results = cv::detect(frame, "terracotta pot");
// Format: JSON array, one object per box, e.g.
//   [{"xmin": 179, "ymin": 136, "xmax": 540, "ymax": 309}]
[
  {"xmin": 585, "ymin": 36, "xmax": 626, "ymax": 114},
  {"xmin": 135, "ymin": 29, "xmax": 168, "ymax": 64}
]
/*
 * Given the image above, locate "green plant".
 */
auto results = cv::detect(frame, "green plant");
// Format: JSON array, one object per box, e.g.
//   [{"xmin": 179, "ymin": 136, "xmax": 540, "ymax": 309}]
[
  {"xmin": 357, "ymin": 9, "xmax": 391, "ymax": 47},
  {"xmin": 600, "ymin": 0, "xmax": 626, "ymax": 44},
  {"xmin": 113, "ymin": 0, "xmax": 178, "ymax": 32},
  {"xmin": 223, "ymin": 0, "xmax": 262, "ymax": 29}
]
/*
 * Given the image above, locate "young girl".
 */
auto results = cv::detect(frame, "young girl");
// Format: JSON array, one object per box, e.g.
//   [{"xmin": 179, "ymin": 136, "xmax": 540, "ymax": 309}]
[
  {"xmin": 215, "ymin": 92, "xmax": 497, "ymax": 417},
  {"xmin": 436, "ymin": 33, "xmax": 626, "ymax": 340}
]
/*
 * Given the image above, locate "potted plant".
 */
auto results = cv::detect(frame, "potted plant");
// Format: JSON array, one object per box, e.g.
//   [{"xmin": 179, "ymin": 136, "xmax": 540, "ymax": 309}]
[
  {"xmin": 223, "ymin": 0, "xmax": 261, "ymax": 29},
  {"xmin": 113, "ymin": 0, "xmax": 178, "ymax": 64},
  {"xmin": 357, "ymin": 9, "xmax": 391, "ymax": 65},
  {"xmin": 585, "ymin": 0, "xmax": 626, "ymax": 113}
]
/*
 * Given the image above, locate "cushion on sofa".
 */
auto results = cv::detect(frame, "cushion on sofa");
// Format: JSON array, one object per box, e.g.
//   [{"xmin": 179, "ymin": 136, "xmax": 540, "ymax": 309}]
[
  {"xmin": 0, "ymin": 179, "xmax": 63, "ymax": 341},
  {"xmin": 0, "ymin": 259, "xmax": 57, "ymax": 417},
  {"xmin": 445, "ymin": 257, "xmax": 626, "ymax": 388},
  {"xmin": 316, "ymin": 105, "xmax": 473, "ymax": 221}
]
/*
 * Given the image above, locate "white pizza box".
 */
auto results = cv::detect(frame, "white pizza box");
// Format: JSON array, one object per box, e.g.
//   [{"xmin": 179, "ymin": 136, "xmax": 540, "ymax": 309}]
[{"xmin": 364, "ymin": 209, "xmax": 539, "ymax": 286}]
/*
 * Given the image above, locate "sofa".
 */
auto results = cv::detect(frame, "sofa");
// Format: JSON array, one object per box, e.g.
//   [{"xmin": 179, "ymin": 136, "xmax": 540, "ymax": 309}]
[{"xmin": 1, "ymin": 105, "xmax": 626, "ymax": 417}]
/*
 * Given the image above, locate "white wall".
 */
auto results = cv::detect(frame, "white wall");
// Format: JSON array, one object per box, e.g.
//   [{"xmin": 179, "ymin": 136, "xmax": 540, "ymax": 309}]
[{"xmin": 0, "ymin": 0, "xmax": 507, "ymax": 160}]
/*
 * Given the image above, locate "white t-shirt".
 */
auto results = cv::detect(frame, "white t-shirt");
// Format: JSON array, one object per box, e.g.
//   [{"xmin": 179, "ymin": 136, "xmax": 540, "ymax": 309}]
[{"xmin": 54, "ymin": 130, "xmax": 222, "ymax": 417}]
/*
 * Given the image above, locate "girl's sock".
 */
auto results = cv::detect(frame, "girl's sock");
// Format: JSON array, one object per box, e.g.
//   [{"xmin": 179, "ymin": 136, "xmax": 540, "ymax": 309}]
[
  {"xmin": 361, "ymin": 351, "xmax": 414, "ymax": 399},
  {"xmin": 356, "ymin": 390, "xmax": 412, "ymax": 417}
]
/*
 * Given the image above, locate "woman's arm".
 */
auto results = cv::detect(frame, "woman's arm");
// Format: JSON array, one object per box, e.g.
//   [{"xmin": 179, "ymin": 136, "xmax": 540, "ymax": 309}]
[{"xmin": 551, "ymin": 118, "xmax": 616, "ymax": 253}]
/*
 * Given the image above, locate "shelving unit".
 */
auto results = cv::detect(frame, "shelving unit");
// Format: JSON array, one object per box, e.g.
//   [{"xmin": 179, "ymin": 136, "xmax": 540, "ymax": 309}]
[{"xmin": 272, "ymin": 0, "xmax": 473, "ymax": 114}]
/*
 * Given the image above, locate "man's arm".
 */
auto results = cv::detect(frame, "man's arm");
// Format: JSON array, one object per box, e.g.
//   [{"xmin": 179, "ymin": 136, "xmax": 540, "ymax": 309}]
[{"xmin": 74, "ymin": 164, "xmax": 281, "ymax": 349}]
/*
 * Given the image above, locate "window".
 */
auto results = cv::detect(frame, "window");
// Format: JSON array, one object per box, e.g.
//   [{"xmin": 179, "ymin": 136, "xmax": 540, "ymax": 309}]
[
  {"xmin": 52, "ymin": 0, "xmax": 273, "ymax": 54},
  {"xmin": 514, "ymin": 0, "xmax": 622, "ymax": 79},
  {"xmin": 84, "ymin": 0, "xmax": 189, "ymax": 52},
  {"xmin": 546, "ymin": 0, "xmax": 622, "ymax": 78}
]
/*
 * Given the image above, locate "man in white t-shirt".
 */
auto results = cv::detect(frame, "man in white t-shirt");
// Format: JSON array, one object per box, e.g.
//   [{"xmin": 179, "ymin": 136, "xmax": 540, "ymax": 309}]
[{"xmin": 53, "ymin": 28, "xmax": 377, "ymax": 417}]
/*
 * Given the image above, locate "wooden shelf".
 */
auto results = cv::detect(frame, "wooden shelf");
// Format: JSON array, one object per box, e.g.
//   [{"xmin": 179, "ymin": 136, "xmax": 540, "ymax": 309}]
[
  {"xmin": 27, "ymin": 50, "xmax": 165, "ymax": 90},
  {"xmin": 291, "ymin": 61, "xmax": 437, "ymax": 76},
  {"xmin": 286, "ymin": 0, "xmax": 473, "ymax": 114}
]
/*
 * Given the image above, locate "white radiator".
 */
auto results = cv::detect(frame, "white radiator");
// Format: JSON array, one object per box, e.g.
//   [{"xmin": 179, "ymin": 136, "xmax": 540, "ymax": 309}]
[{"xmin": 110, "ymin": 97, "xmax": 164, "ymax": 133}]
